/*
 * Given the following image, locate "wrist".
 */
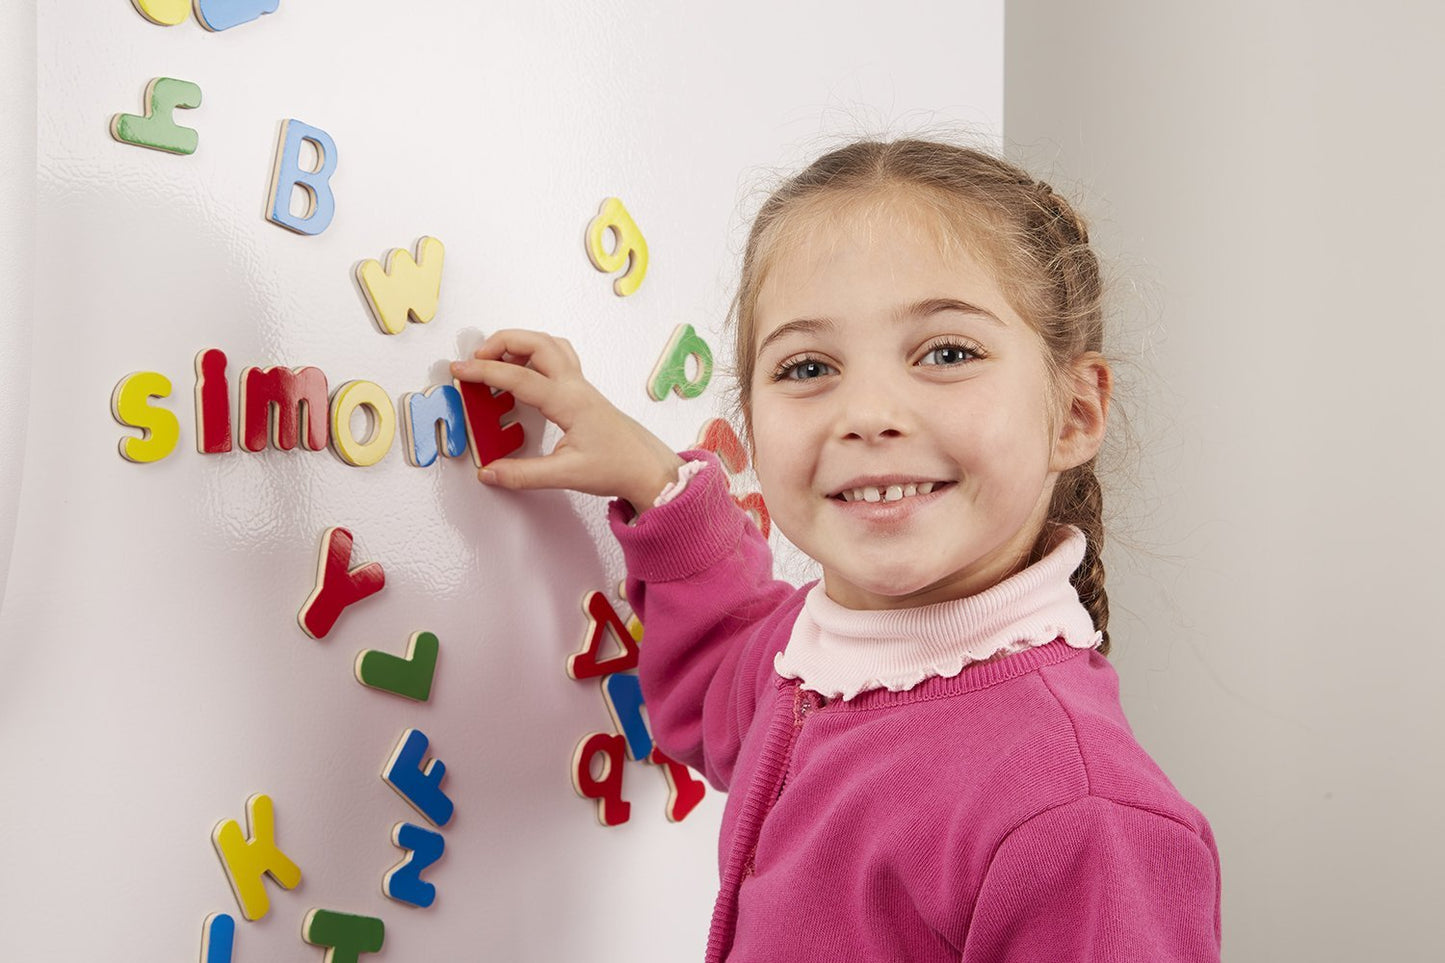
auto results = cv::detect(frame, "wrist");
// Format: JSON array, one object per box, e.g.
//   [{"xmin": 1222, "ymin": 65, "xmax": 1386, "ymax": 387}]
[{"xmin": 622, "ymin": 451, "xmax": 688, "ymax": 515}]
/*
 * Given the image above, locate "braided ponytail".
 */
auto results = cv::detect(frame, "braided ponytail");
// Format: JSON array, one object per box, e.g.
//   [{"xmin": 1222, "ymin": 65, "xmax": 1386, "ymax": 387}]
[
  {"xmin": 1052, "ymin": 463, "xmax": 1110, "ymax": 654},
  {"xmin": 1028, "ymin": 180, "xmax": 1111, "ymax": 653}
]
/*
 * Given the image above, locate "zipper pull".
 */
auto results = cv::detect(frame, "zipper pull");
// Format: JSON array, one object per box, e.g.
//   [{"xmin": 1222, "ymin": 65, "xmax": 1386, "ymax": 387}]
[{"xmin": 795, "ymin": 689, "xmax": 827, "ymax": 722}]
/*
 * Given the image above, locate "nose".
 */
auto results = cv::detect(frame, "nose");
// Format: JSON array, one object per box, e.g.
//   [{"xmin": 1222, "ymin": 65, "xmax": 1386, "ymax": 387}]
[{"xmin": 835, "ymin": 369, "xmax": 913, "ymax": 443}]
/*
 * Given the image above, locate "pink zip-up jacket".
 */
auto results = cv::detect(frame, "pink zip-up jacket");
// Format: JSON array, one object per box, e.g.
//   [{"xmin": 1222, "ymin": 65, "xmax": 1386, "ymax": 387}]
[{"xmin": 610, "ymin": 452, "xmax": 1222, "ymax": 962}]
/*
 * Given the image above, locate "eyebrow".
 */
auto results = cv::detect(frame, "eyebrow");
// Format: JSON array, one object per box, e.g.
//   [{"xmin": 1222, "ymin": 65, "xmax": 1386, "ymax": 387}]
[{"xmin": 757, "ymin": 297, "xmax": 1004, "ymax": 355}]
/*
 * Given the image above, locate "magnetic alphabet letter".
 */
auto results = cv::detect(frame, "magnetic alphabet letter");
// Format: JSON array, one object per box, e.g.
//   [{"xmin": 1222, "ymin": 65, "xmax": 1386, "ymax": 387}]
[
  {"xmin": 695, "ymin": 419, "xmax": 770, "ymax": 535},
  {"xmin": 736, "ymin": 491, "xmax": 771, "ymax": 538},
  {"xmin": 355, "ymin": 630, "xmax": 439, "ymax": 702},
  {"xmin": 648, "ymin": 324, "xmax": 714, "ymax": 400},
  {"xmin": 329, "ymin": 380, "xmax": 396, "ymax": 467},
  {"xmin": 455, "ymin": 378, "xmax": 525, "ymax": 468},
  {"xmin": 696, "ymin": 418, "xmax": 747, "ymax": 474},
  {"xmin": 110, "ymin": 77, "xmax": 201, "ymax": 155},
  {"xmin": 584, "ymin": 197, "xmax": 648, "ymax": 296},
  {"xmin": 356, "ymin": 236, "xmax": 445, "ymax": 335},
  {"xmin": 111, "ymin": 371, "xmax": 180, "ymax": 463},
  {"xmin": 382, "ymin": 729, "xmax": 454, "ymax": 828},
  {"xmin": 568, "ymin": 591, "xmax": 641, "ymax": 680},
  {"xmin": 211, "ymin": 794, "xmax": 302, "ymax": 921},
  {"xmin": 650, "ymin": 747, "xmax": 707, "ymax": 823},
  {"xmin": 194, "ymin": 0, "xmax": 281, "ymax": 32},
  {"xmin": 267, "ymin": 119, "xmax": 338, "ymax": 235},
  {"xmin": 130, "ymin": 0, "xmax": 190, "ymax": 25},
  {"xmin": 383, "ymin": 822, "xmax": 445, "ymax": 909},
  {"xmin": 572, "ymin": 732, "xmax": 630, "ymax": 826},
  {"xmin": 302, "ymin": 909, "xmax": 385, "ymax": 963},
  {"xmin": 195, "ymin": 349, "xmax": 232, "ymax": 453},
  {"xmin": 601, "ymin": 673, "xmax": 653, "ymax": 761},
  {"xmin": 402, "ymin": 385, "xmax": 467, "ymax": 467},
  {"xmin": 240, "ymin": 365, "xmax": 329, "ymax": 452},
  {"xmin": 298, "ymin": 527, "xmax": 385, "ymax": 639},
  {"xmin": 200, "ymin": 913, "xmax": 235, "ymax": 963}
]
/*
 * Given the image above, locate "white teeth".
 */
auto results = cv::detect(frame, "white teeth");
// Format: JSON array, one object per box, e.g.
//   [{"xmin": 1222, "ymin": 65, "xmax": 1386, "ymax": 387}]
[{"xmin": 839, "ymin": 482, "xmax": 943, "ymax": 503}]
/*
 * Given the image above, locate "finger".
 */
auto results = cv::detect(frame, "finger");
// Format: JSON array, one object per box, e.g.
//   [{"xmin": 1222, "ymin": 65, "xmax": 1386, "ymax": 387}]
[
  {"xmin": 471, "ymin": 329, "xmax": 575, "ymax": 377},
  {"xmin": 476, "ymin": 451, "xmax": 587, "ymax": 493},
  {"xmin": 449, "ymin": 358, "xmax": 571, "ymax": 424}
]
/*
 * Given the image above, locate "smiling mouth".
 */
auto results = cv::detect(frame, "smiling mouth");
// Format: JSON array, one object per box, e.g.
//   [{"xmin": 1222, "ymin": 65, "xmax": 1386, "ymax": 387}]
[{"xmin": 829, "ymin": 481, "xmax": 954, "ymax": 504}]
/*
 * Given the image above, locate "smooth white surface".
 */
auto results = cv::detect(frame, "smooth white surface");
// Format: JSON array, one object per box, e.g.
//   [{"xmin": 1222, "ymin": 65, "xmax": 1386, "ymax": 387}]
[
  {"xmin": 0, "ymin": 4, "xmax": 1002, "ymax": 961},
  {"xmin": 1007, "ymin": 2, "xmax": 1444, "ymax": 959},
  {"xmin": 0, "ymin": 0, "xmax": 35, "ymax": 612}
]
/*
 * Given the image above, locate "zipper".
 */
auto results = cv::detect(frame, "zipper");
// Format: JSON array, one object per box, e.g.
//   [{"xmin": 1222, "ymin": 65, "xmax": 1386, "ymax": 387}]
[
  {"xmin": 772, "ymin": 687, "xmax": 827, "ymax": 804},
  {"xmin": 741, "ymin": 687, "xmax": 831, "ymax": 882}
]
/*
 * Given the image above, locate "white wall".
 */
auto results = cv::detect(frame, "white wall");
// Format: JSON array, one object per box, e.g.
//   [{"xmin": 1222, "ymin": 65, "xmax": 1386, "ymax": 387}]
[
  {"xmin": 0, "ymin": 3, "xmax": 1002, "ymax": 961},
  {"xmin": 1006, "ymin": 2, "xmax": 1445, "ymax": 959},
  {"xmin": 0, "ymin": 1, "xmax": 35, "ymax": 610}
]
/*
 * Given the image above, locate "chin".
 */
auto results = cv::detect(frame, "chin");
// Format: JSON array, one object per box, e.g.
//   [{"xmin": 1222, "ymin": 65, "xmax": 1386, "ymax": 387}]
[{"xmin": 833, "ymin": 567, "xmax": 945, "ymax": 607}]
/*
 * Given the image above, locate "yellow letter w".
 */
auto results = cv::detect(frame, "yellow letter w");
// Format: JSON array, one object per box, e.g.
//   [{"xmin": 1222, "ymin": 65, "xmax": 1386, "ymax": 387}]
[{"xmin": 356, "ymin": 236, "xmax": 446, "ymax": 335}]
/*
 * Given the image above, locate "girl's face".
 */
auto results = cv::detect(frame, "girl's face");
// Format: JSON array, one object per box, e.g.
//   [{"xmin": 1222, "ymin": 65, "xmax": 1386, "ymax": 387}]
[{"xmin": 748, "ymin": 193, "xmax": 1104, "ymax": 609}]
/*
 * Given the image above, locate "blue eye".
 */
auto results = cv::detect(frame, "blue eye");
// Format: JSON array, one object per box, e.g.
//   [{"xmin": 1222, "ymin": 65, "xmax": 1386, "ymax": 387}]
[
  {"xmin": 776, "ymin": 358, "xmax": 835, "ymax": 381},
  {"xmin": 919, "ymin": 343, "xmax": 980, "ymax": 366}
]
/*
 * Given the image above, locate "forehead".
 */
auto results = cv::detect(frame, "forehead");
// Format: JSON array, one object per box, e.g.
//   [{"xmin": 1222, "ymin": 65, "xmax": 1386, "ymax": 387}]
[{"xmin": 753, "ymin": 188, "xmax": 1020, "ymax": 333}]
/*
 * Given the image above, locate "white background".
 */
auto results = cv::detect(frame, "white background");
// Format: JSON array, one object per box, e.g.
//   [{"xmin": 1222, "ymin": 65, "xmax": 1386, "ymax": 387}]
[{"xmin": 0, "ymin": 2, "xmax": 1003, "ymax": 961}]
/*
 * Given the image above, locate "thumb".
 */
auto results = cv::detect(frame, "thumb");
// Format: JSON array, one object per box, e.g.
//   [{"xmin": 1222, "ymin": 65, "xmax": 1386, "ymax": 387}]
[{"xmin": 476, "ymin": 454, "xmax": 576, "ymax": 492}]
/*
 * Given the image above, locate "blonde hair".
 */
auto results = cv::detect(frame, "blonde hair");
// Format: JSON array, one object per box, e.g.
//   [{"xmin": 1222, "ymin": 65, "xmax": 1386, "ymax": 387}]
[{"xmin": 728, "ymin": 138, "xmax": 1114, "ymax": 653}]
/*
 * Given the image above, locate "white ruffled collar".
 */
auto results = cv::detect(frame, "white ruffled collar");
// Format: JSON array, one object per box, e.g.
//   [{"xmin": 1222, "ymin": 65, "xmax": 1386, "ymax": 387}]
[{"xmin": 773, "ymin": 526, "xmax": 1102, "ymax": 701}]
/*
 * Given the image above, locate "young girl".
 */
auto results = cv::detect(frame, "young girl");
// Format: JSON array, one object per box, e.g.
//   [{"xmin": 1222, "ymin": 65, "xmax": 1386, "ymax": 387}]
[{"xmin": 452, "ymin": 139, "xmax": 1221, "ymax": 962}]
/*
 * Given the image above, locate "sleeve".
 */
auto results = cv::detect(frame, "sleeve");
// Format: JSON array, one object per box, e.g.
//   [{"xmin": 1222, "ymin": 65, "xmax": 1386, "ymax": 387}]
[
  {"xmin": 961, "ymin": 796, "xmax": 1222, "ymax": 963},
  {"xmin": 608, "ymin": 450, "xmax": 802, "ymax": 791}
]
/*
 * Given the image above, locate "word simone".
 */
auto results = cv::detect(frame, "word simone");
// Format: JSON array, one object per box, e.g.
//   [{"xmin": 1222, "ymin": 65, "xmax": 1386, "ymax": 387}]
[{"xmin": 111, "ymin": 349, "xmax": 524, "ymax": 468}]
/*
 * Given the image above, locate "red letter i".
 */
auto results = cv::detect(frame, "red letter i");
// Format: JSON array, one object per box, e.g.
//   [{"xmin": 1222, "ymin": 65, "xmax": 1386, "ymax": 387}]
[{"xmin": 195, "ymin": 348, "xmax": 232, "ymax": 453}]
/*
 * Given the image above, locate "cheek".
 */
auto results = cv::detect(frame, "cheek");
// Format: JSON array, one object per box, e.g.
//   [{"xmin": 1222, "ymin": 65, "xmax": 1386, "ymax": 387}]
[
  {"xmin": 942, "ymin": 396, "xmax": 1056, "ymax": 478},
  {"xmin": 749, "ymin": 424, "xmax": 791, "ymax": 489},
  {"xmin": 747, "ymin": 409, "xmax": 814, "ymax": 511},
  {"xmin": 746, "ymin": 399, "xmax": 786, "ymax": 465}
]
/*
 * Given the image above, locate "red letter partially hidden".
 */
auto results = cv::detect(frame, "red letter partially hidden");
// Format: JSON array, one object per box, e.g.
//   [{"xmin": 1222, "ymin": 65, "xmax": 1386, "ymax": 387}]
[
  {"xmin": 649, "ymin": 747, "xmax": 706, "ymax": 823},
  {"xmin": 696, "ymin": 418, "xmax": 770, "ymax": 536},
  {"xmin": 735, "ymin": 491, "xmax": 771, "ymax": 539},
  {"xmin": 696, "ymin": 418, "xmax": 746, "ymax": 474},
  {"xmin": 298, "ymin": 527, "xmax": 385, "ymax": 639},
  {"xmin": 455, "ymin": 378, "xmax": 524, "ymax": 467}
]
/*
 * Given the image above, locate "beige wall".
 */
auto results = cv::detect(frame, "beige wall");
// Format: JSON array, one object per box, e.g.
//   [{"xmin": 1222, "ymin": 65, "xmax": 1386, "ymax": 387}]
[{"xmin": 1005, "ymin": 2, "xmax": 1445, "ymax": 959}]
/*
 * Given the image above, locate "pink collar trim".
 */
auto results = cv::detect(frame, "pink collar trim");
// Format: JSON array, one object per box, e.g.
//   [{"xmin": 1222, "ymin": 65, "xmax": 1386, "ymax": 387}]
[{"xmin": 773, "ymin": 526, "xmax": 1103, "ymax": 701}]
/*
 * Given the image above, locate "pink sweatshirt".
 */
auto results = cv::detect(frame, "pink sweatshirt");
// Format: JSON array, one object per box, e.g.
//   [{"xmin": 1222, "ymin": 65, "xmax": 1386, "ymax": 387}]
[{"xmin": 610, "ymin": 452, "xmax": 1222, "ymax": 962}]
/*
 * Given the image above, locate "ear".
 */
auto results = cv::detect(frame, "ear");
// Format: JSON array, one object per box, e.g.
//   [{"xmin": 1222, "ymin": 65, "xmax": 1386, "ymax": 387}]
[{"xmin": 1050, "ymin": 352, "xmax": 1111, "ymax": 472}]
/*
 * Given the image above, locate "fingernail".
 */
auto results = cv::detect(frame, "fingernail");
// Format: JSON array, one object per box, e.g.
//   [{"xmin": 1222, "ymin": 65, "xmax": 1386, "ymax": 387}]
[{"xmin": 479, "ymin": 468, "xmax": 497, "ymax": 484}]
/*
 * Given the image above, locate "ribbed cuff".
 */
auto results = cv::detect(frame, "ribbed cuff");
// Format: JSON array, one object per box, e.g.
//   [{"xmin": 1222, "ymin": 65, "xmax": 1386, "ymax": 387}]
[{"xmin": 607, "ymin": 449, "xmax": 748, "ymax": 583}]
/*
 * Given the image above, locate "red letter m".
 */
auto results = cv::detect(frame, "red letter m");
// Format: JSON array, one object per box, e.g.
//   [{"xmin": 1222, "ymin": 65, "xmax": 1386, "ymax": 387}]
[{"xmin": 241, "ymin": 366, "xmax": 330, "ymax": 452}]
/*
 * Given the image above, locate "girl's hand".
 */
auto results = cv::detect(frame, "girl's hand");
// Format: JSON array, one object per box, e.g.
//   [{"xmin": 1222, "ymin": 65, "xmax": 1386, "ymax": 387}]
[{"xmin": 450, "ymin": 329, "xmax": 685, "ymax": 512}]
